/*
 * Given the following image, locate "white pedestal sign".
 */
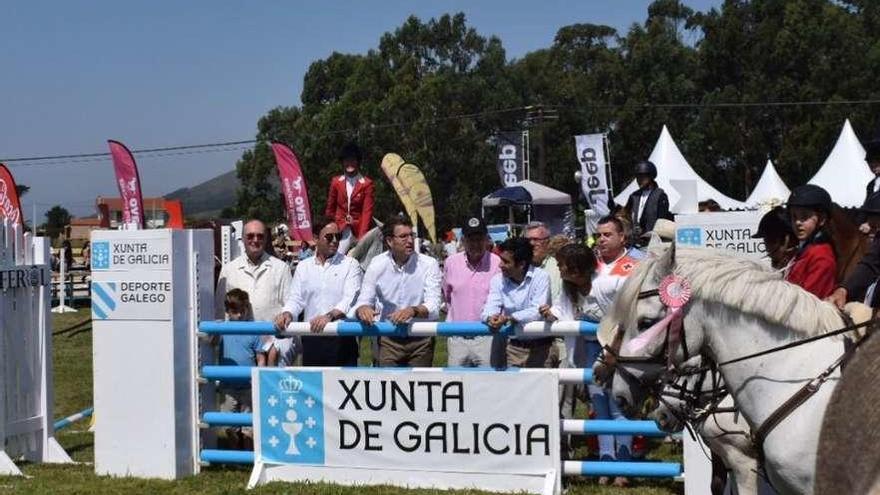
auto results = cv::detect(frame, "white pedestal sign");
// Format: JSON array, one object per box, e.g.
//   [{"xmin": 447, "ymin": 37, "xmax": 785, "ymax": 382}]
[
  {"xmin": 675, "ymin": 211, "xmax": 766, "ymax": 260},
  {"xmin": 91, "ymin": 229, "xmax": 213, "ymax": 479},
  {"xmin": 249, "ymin": 368, "xmax": 561, "ymax": 494}
]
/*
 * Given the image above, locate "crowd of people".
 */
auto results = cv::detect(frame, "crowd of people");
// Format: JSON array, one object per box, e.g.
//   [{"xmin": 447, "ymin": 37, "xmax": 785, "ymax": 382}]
[
  {"xmin": 205, "ymin": 143, "xmax": 680, "ymax": 481},
  {"xmin": 206, "ymin": 137, "xmax": 880, "ymax": 489}
]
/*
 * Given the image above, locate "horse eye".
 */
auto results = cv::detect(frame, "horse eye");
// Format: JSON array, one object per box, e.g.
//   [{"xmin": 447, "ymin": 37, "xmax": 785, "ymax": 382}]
[{"xmin": 637, "ymin": 317, "xmax": 659, "ymax": 330}]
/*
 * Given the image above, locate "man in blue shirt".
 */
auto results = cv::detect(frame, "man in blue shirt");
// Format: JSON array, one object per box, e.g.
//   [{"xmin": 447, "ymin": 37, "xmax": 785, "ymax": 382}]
[{"xmin": 481, "ymin": 237, "xmax": 550, "ymax": 368}]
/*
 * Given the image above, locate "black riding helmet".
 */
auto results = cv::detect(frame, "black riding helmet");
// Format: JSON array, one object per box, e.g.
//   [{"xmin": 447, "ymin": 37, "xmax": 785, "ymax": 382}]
[
  {"xmin": 634, "ymin": 160, "xmax": 657, "ymax": 179},
  {"xmin": 751, "ymin": 206, "xmax": 794, "ymax": 239},
  {"xmin": 338, "ymin": 142, "xmax": 363, "ymax": 163},
  {"xmin": 787, "ymin": 184, "xmax": 831, "ymax": 213}
]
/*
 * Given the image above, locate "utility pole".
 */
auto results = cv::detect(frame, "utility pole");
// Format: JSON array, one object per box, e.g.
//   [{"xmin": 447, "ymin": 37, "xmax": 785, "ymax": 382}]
[{"xmin": 524, "ymin": 104, "xmax": 558, "ymax": 184}]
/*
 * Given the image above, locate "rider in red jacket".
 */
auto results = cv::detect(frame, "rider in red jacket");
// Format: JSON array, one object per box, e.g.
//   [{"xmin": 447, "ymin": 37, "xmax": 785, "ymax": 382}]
[
  {"xmin": 324, "ymin": 143, "xmax": 374, "ymax": 252},
  {"xmin": 785, "ymin": 185, "xmax": 837, "ymax": 298}
]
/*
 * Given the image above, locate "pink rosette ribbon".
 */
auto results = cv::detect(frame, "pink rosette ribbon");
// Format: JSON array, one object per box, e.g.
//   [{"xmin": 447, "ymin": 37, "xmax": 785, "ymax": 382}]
[{"xmin": 622, "ymin": 275, "xmax": 692, "ymax": 367}]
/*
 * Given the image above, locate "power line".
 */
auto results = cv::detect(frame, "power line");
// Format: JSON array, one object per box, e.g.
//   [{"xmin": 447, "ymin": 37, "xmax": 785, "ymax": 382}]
[
  {"xmin": 546, "ymin": 98, "xmax": 880, "ymax": 111},
  {"xmin": 0, "ymin": 106, "xmax": 529, "ymax": 166},
  {"xmin": 3, "ymin": 98, "xmax": 880, "ymax": 166}
]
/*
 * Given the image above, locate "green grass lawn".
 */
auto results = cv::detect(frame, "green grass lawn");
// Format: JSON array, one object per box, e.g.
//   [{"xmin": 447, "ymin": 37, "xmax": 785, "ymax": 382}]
[{"xmin": 0, "ymin": 309, "xmax": 682, "ymax": 494}]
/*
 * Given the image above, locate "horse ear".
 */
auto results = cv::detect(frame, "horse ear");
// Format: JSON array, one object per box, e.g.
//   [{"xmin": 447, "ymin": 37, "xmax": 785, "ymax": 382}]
[{"xmin": 654, "ymin": 240, "xmax": 676, "ymax": 278}]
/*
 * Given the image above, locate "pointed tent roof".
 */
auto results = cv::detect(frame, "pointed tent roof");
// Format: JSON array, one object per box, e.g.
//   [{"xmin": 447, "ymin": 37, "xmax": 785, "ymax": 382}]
[
  {"xmin": 746, "ymin": 159, "xmax": 790, "ymax": 207},
  {"xmin": 807, "ymin": 119, "xmax": 873, "ymax": 208},
  {"xmin": 614, "ymin": 126, "xmax": 747, "ymax": 212}
]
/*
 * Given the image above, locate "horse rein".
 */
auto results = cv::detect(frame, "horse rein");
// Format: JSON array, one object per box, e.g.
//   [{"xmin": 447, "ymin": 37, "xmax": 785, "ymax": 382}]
[{"xmin": 603, "ymin": 280, "xmax": 879, "ymax": 474}]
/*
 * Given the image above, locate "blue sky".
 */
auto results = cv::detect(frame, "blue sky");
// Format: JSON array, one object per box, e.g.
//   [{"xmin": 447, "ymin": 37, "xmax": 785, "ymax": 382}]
[{"xmin": 1, "ymin": 0, "xmax": 721, "ymax": 220}]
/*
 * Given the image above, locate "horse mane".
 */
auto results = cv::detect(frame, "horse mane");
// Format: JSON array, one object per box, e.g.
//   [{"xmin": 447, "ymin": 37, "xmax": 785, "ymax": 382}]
[
  {"xmin": 598, "ymin": 245, "xmax": 843, "ymax": 345},
  {"xmin": 671, "ymin": 247, "xmax": 843, "ymax": 336}
]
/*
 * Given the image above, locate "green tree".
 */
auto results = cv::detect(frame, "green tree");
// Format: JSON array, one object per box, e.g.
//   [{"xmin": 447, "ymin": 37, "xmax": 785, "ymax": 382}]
[
  {"xmin": 235, "ymin": 13, "xmax": 523, "ymax": 231},
  {"xmin": 234, "ymin": 2, "xmax": 880, "ymax": 227},
  {"xmin": 44, "ymin": 205, "xmax": 70, "ymax": 239}
]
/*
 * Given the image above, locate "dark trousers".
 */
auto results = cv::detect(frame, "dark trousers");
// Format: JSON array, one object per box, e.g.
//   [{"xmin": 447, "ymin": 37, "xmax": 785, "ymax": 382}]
[{"xmin": 301, "ymin": 336, "xmax": 359, "ymax": 366}]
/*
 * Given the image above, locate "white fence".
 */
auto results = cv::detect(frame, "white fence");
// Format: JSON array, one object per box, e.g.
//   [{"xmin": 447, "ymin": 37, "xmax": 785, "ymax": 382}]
[{"xmin": 0, "ymin": 220, "xmax": 71, "ymax": 475}]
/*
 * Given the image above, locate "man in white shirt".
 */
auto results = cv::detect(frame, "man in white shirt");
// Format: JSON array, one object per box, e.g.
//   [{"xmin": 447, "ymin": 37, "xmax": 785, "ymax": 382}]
[
  {"xmin": 589, "ymin": 215, "xmax": 640, "ymax": 481},
  {"xmin": 481, "ymin": 237, "xmax": 550, "ymax": 368},
  {"xmin": 354, "ymin": 216, "xmax": 442, "ymax": 366},
  {"xmin": 274, "ymin": 217, "xmax": 363, "ymax": 366},
  {"xmin": 215, "ymin": 219, "xmax": 298, "ymax": 366}
]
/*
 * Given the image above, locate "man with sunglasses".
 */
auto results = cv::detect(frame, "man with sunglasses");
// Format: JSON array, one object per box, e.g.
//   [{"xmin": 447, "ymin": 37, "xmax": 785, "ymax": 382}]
[
  {"xmin": 353, "ymin": 215, "xmax": 442, "ymax": 366},
  {"xmin": 523, "ymin": 221, "xmax": 563, "ymax": 367},
  {"xmin": 216, "ymin": 219, "xmax": 297, "ymax": 365},
  {"xmin": 274, "ymin": 217, "xmax": 362, "ymax": 366}
]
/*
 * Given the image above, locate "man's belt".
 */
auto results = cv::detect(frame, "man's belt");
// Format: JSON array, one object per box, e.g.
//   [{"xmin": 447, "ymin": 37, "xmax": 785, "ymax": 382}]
[{"xmin": 509, "ymin": 337, "xmax": 554, "ymax": 348}]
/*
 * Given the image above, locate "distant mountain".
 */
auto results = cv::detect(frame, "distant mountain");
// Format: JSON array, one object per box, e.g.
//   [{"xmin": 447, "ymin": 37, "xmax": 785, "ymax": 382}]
[{"xmin": 165, "ymin": 169, "xmax": 239, "ymax": 218}]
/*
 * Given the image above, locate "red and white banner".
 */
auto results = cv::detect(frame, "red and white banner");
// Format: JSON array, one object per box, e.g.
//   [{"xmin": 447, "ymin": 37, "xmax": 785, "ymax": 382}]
[
  {"xmin": 0, "ymin": 164, "xmax": 24, "ymax": 226},
  {"xmin": 107, "ymin": 140, "xmax": 146, "ymax": 229},
  {"xmin": 271, "ymin": 143, "xmax": 313, "ymax": 242}
]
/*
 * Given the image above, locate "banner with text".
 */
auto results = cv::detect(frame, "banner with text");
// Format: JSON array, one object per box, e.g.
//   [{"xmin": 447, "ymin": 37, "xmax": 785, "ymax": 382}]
[
  {"xmin": 0, "ymin": 164, "xmax": 24, "ymax": 226},
  {"xmin": 271, "ymin": 143, "xmax": 313, "ymax": 242},
  {"xmin": 107, "ymin": 140, "xmax": 146, "ymax": 229},
  {"xmin": 251, "ymin": 368, "xmax": 559, "ymax": 491},
  {"xmin": 675, "ymin": 211, "xmax": 766, "ymax": 260},
  {"xmin": 496, "ymin": 132, "xmax": 525, "ymax": 187},
  {"xmin": 89, "ymin": 234, "xmax": 173, "ymax": 321},
  {"xmin": 575, "ymin": 134, "xmax": 610, "ymax": 225}
]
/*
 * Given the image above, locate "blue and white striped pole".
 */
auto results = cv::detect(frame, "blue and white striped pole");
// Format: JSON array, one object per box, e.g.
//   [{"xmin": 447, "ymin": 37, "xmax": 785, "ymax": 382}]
[
  {"xmin": 53, "ymin": 407, "xmax": 94, "ymax": 431},
  {"xmin": 198, "ymin": 320, "xmax": 598, "ymax": 338},
  {"xmin": 199, "ymin": 365, "xmax": 594, "ymax": 385}
]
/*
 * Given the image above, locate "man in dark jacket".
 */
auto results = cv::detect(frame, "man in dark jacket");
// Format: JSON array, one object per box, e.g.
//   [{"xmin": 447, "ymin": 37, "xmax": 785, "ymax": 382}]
[
  {"xmin": 624, "ymin": 160, "xmax": 670, "ymax": 246},
  {"xmin": 865, "ymin": 140, "xmax": 880, "ymax": 201},
  {"xmin": 858, "ymin": 140, "xmax": 880, "ymax": 234},
  {"xmin": 829, "ymin": 192, "xmax": 880, "ymax": 308}
]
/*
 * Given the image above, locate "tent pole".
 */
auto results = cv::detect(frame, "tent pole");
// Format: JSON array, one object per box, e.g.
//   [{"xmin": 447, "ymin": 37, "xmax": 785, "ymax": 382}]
[{"xmin": 604, "ymin": 133, "xmax": 615, "ymax": 198}]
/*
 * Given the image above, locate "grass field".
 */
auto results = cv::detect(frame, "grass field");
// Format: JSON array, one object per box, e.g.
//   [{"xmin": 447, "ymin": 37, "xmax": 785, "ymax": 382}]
[{"xmin": 0, "ymin": 309, "xmax": 683, "ymax": 495}]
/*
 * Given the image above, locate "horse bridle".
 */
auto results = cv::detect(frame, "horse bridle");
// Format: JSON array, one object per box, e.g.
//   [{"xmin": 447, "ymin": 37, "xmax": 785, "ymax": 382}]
[
  {"xmin": 601, "ymin": 278, "xmax": 876, "ymax": 477},
  {"xmin": 596, "ymin": 286, "xmax": 692, "ymax": 390}
]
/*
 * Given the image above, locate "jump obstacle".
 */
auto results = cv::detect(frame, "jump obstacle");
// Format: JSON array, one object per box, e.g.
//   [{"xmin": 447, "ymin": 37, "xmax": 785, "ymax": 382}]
[
  {"xmin": 0, "ymin": 220, "xmax": 72, "ymax": 475},
  {"xmin": 89, "ymin": 228, "xmax": 711, "ymax": 494},
  {"xmin": 196, "ymin": 320, "xmax": 691, "ymax": 482}
]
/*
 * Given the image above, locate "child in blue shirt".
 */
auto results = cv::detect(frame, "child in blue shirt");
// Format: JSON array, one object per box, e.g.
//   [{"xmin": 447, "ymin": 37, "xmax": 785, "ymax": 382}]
[{"xmin": 219, "ymin": 288, "xmax": 266, "ymax": 449}]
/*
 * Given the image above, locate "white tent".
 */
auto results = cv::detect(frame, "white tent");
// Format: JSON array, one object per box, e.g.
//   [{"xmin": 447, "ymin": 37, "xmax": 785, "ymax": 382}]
[
  {"xmin": 807, "ymin": 119, "xmax": 873, "ymax": 208},
  {"xmin": 614, "ymin": 126, "xmax": 747, "ymax": 212},
  {"xmin": 746, "ymin": 159, "xmax": 790, "ymax": 207}
]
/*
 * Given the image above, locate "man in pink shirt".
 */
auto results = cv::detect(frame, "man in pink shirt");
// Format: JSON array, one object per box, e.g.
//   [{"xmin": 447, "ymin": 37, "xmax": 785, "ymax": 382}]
[{"xmin": 442, "ymin": 217, "xmax": 501, "ymax": 367}]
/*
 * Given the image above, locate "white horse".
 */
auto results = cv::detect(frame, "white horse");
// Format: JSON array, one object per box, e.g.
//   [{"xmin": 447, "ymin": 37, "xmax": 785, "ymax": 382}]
[
  {"xmin": 651, "ymin": 356, "xmax": 763, "ymax": 495},
  {"xmin": 598, "ymin": 243, "xmax": 850, "ymax": 495}
]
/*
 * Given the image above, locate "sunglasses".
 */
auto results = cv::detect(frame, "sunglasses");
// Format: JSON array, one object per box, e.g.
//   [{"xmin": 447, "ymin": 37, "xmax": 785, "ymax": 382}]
[
  {"xmin": 245, "ymin": 233, "xmax": 265, "ymax": 240},
  {"xmin": 323, "ymin": 233, "xmax": 342, "ymax": 243}
]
